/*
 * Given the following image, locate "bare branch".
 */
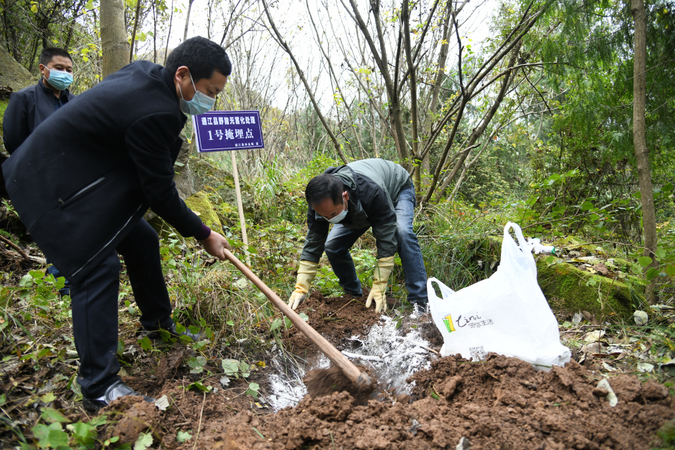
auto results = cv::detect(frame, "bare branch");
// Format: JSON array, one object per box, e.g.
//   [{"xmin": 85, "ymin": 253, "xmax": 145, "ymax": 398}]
[{"xmin": 261, "ymin": 0, "xmax": 349, "ymax": 164}]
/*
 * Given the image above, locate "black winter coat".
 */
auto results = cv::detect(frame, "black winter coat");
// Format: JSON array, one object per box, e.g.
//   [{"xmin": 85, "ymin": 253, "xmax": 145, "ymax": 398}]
[
  {"xmin": 2, "ymin": 80, "xmax": 76, "ymax": 154},
  {"xmin": 2, "ymin": 61, "xmax": 203, "ymax": 280}
]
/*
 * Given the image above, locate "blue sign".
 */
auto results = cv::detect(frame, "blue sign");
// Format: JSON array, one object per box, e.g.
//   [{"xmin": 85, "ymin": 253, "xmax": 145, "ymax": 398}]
[{"xmin": 192, "ymin": 110, "xmax": 264, "ymax": 152}]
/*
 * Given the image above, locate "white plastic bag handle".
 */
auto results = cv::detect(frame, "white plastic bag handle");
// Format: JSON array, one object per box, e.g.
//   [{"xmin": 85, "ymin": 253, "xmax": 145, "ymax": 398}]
[
  {"xmin": 504, "ymin": 222, "xmax": 529, "ymax": 254},
  {"xmin": 426, "ymin": 277, "xmax": 456, "ymax": 340},
  {"xmin": 427, "ymin": 277, "xmax": 455, "ymax": 299},
  {"xmin": 426, "ymin": 277, "xmax": 455, "ymax": 313},
  {"xmin": 501, "ymin": 222, "xmax": 538, "ymax": 278}
]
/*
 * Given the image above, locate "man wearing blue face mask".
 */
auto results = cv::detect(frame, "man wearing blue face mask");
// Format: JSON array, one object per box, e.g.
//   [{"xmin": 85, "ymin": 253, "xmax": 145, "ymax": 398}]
[
  {"xmin": 3, "ymin": 47, "xmax": 76, "ymax": 296},
  {"xmin": 3, "ymin": 36, "xmax": 232, "ymax": 412},
  {"xmin": 288, "ymin": 159, "xmax": 428, "ymax": 313},
  {"xmin": 3, "ymin": 47, "xmax": 76, "ymax": 154}
]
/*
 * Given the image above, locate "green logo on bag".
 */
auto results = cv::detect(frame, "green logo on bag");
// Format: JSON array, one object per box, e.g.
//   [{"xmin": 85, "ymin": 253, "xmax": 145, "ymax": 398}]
[{"xmin": 443, "ymin": 314, "xmax": 456, "ymax": 333}]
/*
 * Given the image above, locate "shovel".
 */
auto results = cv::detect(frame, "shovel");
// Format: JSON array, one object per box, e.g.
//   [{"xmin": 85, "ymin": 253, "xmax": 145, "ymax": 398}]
[{"xmin": 223, "ymin": 249, "xmax": 372, "ymax": 389}]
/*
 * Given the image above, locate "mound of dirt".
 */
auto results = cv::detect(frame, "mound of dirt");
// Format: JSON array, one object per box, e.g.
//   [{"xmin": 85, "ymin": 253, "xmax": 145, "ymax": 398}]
[{"xmin": 163, "ymin": 353, "xmax": 673, "ymax": 449}]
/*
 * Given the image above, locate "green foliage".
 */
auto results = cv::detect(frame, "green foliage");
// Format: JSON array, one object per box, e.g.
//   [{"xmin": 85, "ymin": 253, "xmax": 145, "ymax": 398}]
[
  {"xmin": 133, "ymin": 432, "xmax": 153, "ymax": 450},
  {"xmin": 138, "ymin": 336, "xmax": 152, "ymax": 352},
  {"xmin": 176, "ymin": 431, "xmax": 192, "ymax": 443},
  {"xmin": 514, "ymin": 168, "xmax": 642, "ymax": 241},
  {"xmin": 32, "ymin": 422, "xmax": 69, "ymax": 448},
  {"xmin": 455, "ymin": 150, "xmax": 518, "ymax": 204},
  {"xmin": 486, "ymin": 0, "xmax": 675, "ymax": 285},
  {"xmin": 245, "ymin": 382, "xmax": 260, "ymax": 399},
  {"xmin": 187, "ymin": 355, "xmax": 207, "ymax": 374},
  {"xmin": 29, "ymin": 409, "xmax": 109, "ymax": 449},
  {"xmin": 221, "ymin": 359, "xmax": 250, "ymax": 379},
  {"xmin": 187, "ymin": 381, "xmax": 213, "ymax": 393},
  {"xmin": 18, "ymin": 271, "xmax": 67, "ymax": 314},
  {"xmin": 294, "ymin": 153, "xmax": 342, "ymax": 187},
  {"xmin": 653, "ymin": 220, "xmax": 675, "ymax": 286},
  {"xmin": 159, "ymin": 232, "xmax": 182, "ymax": 274},
  {"xmin": 422, "ymin": 200, "xmax": 506, "ymax": 290}
]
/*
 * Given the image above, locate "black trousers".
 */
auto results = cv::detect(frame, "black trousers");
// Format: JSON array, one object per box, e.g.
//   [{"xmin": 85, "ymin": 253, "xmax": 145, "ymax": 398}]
[{"xmin": 70, "ymin": 219, "xmax": 174, "ymax": 398}]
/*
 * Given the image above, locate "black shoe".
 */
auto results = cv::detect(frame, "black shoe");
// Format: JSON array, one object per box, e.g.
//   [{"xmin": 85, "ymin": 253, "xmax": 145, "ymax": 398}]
[
  {"xmin": 141, "ymin": 323, "xmax": 201, "ymax": 342},
  {"xmin": 82, "ymin": 380, "xmax": 154, "ymax": 413}
]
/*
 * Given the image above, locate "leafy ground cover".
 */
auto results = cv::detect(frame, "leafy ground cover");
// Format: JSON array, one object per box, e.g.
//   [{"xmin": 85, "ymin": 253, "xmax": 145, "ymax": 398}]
[
  {"xmin": 1, "ymin": 163, "xmax": 675, "ymax": 449},
  {"xmin": 0, "ymin": 270, "xmax": 674, "ymax": 449}
]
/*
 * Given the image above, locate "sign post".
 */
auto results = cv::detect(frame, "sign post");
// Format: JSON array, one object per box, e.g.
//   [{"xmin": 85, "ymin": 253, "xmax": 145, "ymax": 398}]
[{"xmin": 192, "ymin": 111, "xmax": 264, "ymax": 265}]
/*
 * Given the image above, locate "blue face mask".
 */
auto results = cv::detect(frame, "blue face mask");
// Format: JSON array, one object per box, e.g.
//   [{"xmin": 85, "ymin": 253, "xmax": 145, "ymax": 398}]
[
  {"xmin": 45, "ymin": 67, "xmax": 73, "ymax": 91},
  {"xmin": 178, "ymin": 72, "xmax": 215, "ymax": 116},
  {"xmin": 325, "ymin": 196, "xmax": 348, "ymax": 224}
]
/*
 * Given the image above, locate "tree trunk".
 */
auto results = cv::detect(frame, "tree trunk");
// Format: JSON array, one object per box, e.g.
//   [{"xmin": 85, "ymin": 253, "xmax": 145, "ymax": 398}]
[
  {"xmin": 183, "ymin": 0, "xmax": 195, "ymax": 41},
  {"xmin": 402, "ymin": 0, "xmax": 421, "ymax": 188},
  {"xmin": 152, "ymin": 1, "xmax": 157, "ymax": 62},
  {"xmin": 426, "ymin": 2, "xmax": 452, "ymax": 174},
  {"xmin": 164, "ymin": 0, "xmax": 175, "ymax": 63},
  {"xmin": 631, "ymin": 0, "xmax": 658, "ymax": 303},
  {"xmin": 129, "ymin": 0, "xmax": 143, "ymax": 63},
  {"xmin": 347, "ymin": 0, "xmax": 408, "ymax": 164},
  {"xmin": 436, "ymin": 44, "xmax": 521, "ymax": 201},
  {"xmin": 101, "ymin": 0, "xmax": 130, "ymax": 78}
]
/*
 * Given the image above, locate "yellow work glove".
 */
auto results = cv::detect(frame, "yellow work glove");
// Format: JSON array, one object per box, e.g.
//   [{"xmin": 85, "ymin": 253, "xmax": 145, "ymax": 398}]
[
  {"xmin": 288, "ymin": 260, "xmax": 318, "ymax": 310},
  {"xmin": 366, "ymin": 256, "xmax": 395, "ymax": 313}
]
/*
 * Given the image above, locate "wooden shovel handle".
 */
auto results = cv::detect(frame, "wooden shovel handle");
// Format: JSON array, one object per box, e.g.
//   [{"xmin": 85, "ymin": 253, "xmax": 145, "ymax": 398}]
[{"xmin": 223, "ymin": 249, "xmax": 372, "ymax": 388}]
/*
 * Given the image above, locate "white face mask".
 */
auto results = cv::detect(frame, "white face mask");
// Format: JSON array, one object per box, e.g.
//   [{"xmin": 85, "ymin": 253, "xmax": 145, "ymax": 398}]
[{"xmin": 325, "ymin": 196, "xmax": 348, "ymax": 224}]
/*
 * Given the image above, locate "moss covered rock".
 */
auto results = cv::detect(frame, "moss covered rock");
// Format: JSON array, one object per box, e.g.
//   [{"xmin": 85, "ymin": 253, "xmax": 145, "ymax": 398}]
[
  {"xmin": 1, "ymin": 45, "xmax": 36, "ymax": 155},
  {"xmin": 0, "ymin": 45, "xmax": 34, "ymax": 92},
  {"xmin": 190, "ymin": 157, "xmax": 254, "ymax": 216},
  {"xmin": 149, "ymin": 190, "xmax": 223, "ymax": 240},
  {"xmin": 537, "ymin": 258, "xmax": 645, "ymax": 322},
  {"xmin": 184, "ymin": 191, "xmax": 222, "ymax": 231},
  {"xmin": 146, "ymin": 142, "xmax": 254, "ymax": 235}
]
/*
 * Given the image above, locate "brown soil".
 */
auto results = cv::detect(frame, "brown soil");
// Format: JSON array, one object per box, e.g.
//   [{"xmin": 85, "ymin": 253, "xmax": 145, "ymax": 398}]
[
  {"xmin": 303, "ymin": 365, "xmax": 375, "ymax": 403},
  {"xmin": 3, "ymin": 292, "xmax": 674, "ymax": 449},
  {"xmin": 279, "ymin": 290, "xmax": 384, "ymax": 354},
  {"xmin": 214, "ymin": 354, "xmax": 674, "ymax": 450},
  {"xmin": 101, "ymin": 292, "xmax": 675, "ymax": 449}
]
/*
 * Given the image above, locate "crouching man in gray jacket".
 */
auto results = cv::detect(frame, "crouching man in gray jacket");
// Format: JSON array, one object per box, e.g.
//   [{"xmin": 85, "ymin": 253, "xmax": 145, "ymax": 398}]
[{"xmin": 288, "ymin": 159, "xmax": 428, "ymax": 313}]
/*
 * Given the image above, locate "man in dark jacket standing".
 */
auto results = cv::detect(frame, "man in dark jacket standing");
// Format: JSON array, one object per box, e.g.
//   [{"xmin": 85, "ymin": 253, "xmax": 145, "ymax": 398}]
[
  {"xmin": 3, "ymin": 47, "xmax": 77, "ymax": 295},
  {"xmin": 3, "ymin": 47, "xmax": 77, "ymax": 154},
  {"xmin": 3, "ymin": 37, "xmax": 232, "ymax": 412},
  {"xmin": 288, "ymin": 159, "xmax": 428, "ymax": 313}
]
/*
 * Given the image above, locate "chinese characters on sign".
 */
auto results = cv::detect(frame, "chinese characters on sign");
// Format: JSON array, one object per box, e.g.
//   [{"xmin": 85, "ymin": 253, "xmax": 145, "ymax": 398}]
[{"xmin": 192, "ymin": 110, "xmax": 264, "ymax": 152}]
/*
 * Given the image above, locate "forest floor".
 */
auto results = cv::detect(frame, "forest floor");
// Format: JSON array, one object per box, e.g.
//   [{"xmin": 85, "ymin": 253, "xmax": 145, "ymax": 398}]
[{"xmin": 2, "ymin": 286, "xmax": 674, "ymax": 449}]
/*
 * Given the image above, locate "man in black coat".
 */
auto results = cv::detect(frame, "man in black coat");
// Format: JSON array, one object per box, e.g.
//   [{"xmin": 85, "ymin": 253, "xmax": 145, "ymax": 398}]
[
  {"xmin": 3, "ymin": 36, "xmax": 232, "ymax": 412},
  {"xmin": 3, "ymin": 47, "xmax": 77, "ymax": 154},
  {"xmin": 2, "ymin": 46, "xmax": 77, "ymax": 295}
]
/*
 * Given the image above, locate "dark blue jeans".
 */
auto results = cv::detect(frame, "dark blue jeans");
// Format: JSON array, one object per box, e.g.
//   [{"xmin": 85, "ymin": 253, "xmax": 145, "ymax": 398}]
[
  {"xmin": 71, "ymin": 219, "xmax": 174, "ymax": 398},
  {"xmin": 324, "ymin": 183, "xmax": 428, "ymax": 303}
]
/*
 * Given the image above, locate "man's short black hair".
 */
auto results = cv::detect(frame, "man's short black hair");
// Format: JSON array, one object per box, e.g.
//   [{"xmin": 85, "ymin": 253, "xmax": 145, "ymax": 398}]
[
  {"xmin": 165, "ymin": 36, "xmax": 232, "ymax": 82},
  {"xmin": 40, "ymin": 47, "xmax": 73, "ymax": 66},
  {"xmin": 306, "ymin": 174, "xmax": 344, "ymax": 207}
]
